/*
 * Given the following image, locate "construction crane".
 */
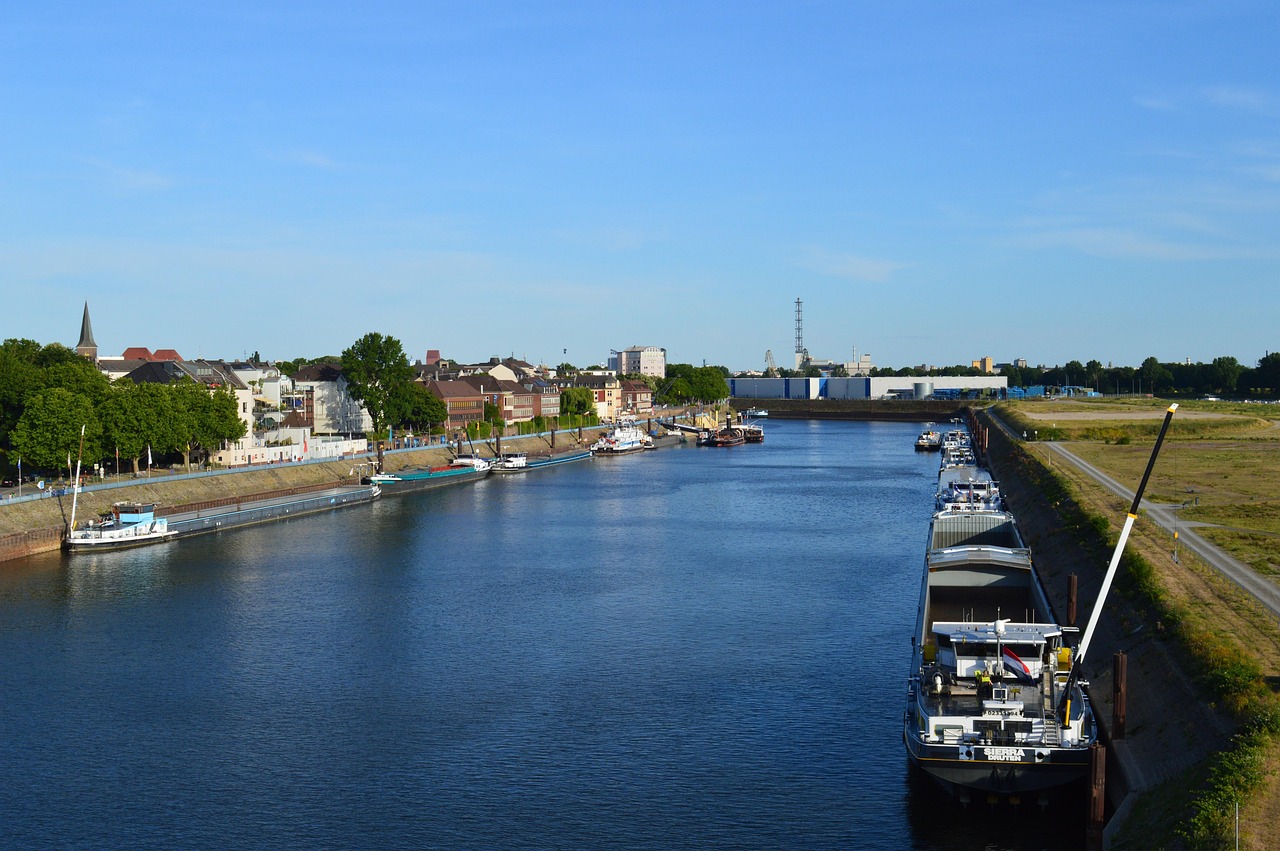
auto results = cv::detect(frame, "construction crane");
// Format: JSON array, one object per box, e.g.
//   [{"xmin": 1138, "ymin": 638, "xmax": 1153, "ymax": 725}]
[{"xmin": 764, "ymin": 350, "xmax": 778, "ymax": 376}]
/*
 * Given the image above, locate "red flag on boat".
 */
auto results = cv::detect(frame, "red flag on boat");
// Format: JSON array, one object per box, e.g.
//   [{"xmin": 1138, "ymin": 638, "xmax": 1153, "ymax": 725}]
[{"xmin": 1002, "ymin": 645, "xmax": 1034, "ymax": 681}]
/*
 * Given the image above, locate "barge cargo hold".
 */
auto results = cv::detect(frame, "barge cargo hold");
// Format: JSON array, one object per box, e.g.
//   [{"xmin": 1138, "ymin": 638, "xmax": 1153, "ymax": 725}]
[
  {"xmin": 903, "ymin": 508, "xmax": 1095, "ymax": 801},
  {"xmin": 166, "ymin": 484, "xmax": 382, "ymax": 538}
]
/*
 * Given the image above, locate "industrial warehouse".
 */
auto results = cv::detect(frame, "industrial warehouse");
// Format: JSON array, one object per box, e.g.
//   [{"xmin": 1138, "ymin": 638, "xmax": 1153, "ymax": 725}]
[{"xmin": 728, "ymin": 375, "xmax": 1008, "ymax": 401}]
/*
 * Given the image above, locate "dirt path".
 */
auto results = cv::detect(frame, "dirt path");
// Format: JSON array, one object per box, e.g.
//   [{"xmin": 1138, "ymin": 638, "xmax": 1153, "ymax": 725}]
[{"xmin": 1020, "ymin": 409, "xmax": 1247, "ymax": 421}]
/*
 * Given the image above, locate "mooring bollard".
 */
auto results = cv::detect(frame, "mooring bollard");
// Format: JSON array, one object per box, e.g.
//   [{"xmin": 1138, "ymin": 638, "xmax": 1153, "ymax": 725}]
[{"xmin": 1113, "ymin": 651, "xmax": 1127, "ymax": 740}]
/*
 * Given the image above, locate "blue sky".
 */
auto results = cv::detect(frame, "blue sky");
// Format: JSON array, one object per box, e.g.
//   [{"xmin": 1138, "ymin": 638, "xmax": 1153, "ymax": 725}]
[{"xmin": 3, "ymin": 1, "xmax": 1278, "ymax": 373}]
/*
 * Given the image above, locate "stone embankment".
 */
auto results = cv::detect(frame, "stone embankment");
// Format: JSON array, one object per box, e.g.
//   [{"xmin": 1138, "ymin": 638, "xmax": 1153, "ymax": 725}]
[
  {"xmin": 0, "ymin": 427, "xmax": 616, "ymax": 564},
  {"xmin": 731, "ymin": 398, "xmax": 970, "ymax": 421}
]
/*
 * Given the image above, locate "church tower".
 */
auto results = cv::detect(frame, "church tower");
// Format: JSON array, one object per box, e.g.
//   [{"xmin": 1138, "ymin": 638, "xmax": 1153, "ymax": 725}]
[{"xmin": 75, "ymin": 301, "xmax": 98, "ymax": 361}]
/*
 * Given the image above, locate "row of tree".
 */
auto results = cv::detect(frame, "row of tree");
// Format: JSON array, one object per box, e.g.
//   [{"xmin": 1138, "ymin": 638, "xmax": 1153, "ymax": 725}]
[
  {"xmin": 0, "ymin": 339, "xmax": 246, "ymax": 476},
  {"xmin": 1, "ymin": 330, "xmax": 731, "ymax": 478},
  {"xmin": 771, "ymin": 353, "xmax": 1280, "ymax": 397}
]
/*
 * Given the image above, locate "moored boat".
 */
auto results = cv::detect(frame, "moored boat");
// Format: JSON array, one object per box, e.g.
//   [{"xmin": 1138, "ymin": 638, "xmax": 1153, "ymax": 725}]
[
  {"xmin": 64, "ymin": 502, "xmax": 177, "ymax": 552},
  {"xmin": 904, "ymin": 507, "xmax": 1094, "ymax": 802},
  {"xmin": 450, "ymin": 454, "xmax": 493, "ymax": 472},
  {"xmin": 590, "ymin": 417, "xmax": 649, "ymax": 455},
  {"xmin": 905, "ymin": 406, "xmax": 1179, "ymax": 803},
  {"xmin": 367, "ymin": 463, "xmax": 488, "ymax": 492},
  {"xmin": 915, "ymin": 429, "xmax": 942, "ymax": 451},
  {"xmin": 491, "ymin": 453, "xmax": 528, "ymax": 473},
  {"xmin": 698, "ymin": 426, "xmax": 746, "ymax": 447},
  {"xmin": 493, "ymin": 449, "xmax": 593, "ymax": 472}
]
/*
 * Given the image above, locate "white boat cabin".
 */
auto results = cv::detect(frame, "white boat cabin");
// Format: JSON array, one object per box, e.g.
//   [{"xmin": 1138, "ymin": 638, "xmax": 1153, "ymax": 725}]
[{"xmin": 929, "ymin": 620, "xmax": 1064, "ymax": 681}]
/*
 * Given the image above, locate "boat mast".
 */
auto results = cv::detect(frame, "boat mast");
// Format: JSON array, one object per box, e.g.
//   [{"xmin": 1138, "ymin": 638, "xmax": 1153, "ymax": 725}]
[
  {"xmin": 1074, "ymin": 403, "xmax": 1177, "ymax": 668},
  {"xmin": 68, "ymin": 424, "xmax": 86, "ymax": 533}
]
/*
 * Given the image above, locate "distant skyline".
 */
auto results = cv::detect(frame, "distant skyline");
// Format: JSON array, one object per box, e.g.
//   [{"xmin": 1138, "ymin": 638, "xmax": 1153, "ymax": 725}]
[{"xmin": 4, "ymin": 2, "xmax": 1279, "ymax": 372}]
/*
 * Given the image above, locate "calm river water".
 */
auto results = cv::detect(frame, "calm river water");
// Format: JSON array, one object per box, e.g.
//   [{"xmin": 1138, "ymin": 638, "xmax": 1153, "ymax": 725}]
[{"xmin": 1, "ymin": 419, "xmax": 1084, "ymax": 849}]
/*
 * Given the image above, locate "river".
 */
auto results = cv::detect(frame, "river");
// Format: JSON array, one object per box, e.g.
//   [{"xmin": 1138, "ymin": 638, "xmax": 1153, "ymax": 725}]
[{"xmin": 0, "ymin": 419, "xmax": 1083, "ymax": 849}]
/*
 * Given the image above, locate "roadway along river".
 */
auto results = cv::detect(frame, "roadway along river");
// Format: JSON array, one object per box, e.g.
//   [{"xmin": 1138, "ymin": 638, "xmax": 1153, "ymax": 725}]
[{"xmin": 0, "ymin": 419, "xmax": 1084, "ymax": 849}]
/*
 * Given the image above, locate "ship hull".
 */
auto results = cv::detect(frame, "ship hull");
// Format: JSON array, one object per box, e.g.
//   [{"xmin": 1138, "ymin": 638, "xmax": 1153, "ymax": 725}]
[{"xmin": 904, "ymin": 732, "xmax": 1091, "ymax": 796}]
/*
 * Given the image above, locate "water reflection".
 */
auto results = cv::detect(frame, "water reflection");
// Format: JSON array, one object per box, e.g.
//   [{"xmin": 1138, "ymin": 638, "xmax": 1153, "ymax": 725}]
[{"xmin": 0, "ymin": 419, "xmax": 1086, "ymax": 848}]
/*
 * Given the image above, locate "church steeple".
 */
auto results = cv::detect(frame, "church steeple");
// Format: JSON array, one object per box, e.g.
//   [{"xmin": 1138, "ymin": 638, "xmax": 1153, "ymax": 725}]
[{"xmin": 75, "ymin": 301, "xmax": 98, "ymax": 361}]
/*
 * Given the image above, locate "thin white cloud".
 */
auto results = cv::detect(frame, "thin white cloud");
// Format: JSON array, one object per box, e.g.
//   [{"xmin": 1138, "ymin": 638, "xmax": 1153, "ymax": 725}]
[
  {"xmin": 1250, "ymin": 164, "xmax": 1280, "ymax": 183},
  {"xmin": 82, "ymin": 158, "xmax": 173, "ymax": 191},
  {"xmin": 1132, "ymin": 94, "xmax": 1175, "ymax": 112},
  {"xmin": 1016, "ymin": 227, "xmax": 1250, "ymax": 261},
  {"xmin": 1201, "ymin": 85, "xmax": 1279, "ymax": 117},
  {"xmin": 278, "ymin": 149, "xmax": 342, "ymax": 169},
  {"xmin": 1133, "ymin": 86, "xmax": 1280, "ymax": 118},
  {"xmin": 800, "ymin": 247, "xmax": 907, "ymax": 283},
  {"xmin": 551, "ymin": 225, "xmax": 663, "ymax": 252}
]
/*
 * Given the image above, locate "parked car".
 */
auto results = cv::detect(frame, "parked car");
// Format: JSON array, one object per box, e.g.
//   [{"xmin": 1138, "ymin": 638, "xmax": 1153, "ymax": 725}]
[{"xmin": 1, "ymin": 479, "xmax": 14, "ymax": 488}]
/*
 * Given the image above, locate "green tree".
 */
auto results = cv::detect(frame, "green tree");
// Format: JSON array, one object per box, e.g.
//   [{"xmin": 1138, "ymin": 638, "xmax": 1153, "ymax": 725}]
[
  {"xmin": 1085, "ymin": 360, "xmax": 1104, "ymax": 391},
  {"xmin": 100, "ymin": 381, "xmax": 155, "ymax": 474},
  {"xmin": 664, "ymin": 378, "xmax": 693, "ymax": 404},
  {"xmin": 10, "ymin": 387, "xmax": 101, "ymax": 474},
  {"xmin": 1139, "ymin": 357, "xmax": 1174, "ymax": 394},
  {"xmin": 483, "ymin": 401, "xmax": 505, "ymax": 432},
  {"xmin": 556, "ymin": 362, "xmax": 577, "ymax": 375},
  {"xmin": 1256, "ymin": 352, "xmax": 1280, "ymax": 394},
  {"xmin": 689, "ymin": 366, "xmax": 730, "ymax": 403},
  {"xmin": 560, "ymin": 387, "xmax": 595, "ymax": 417},
  {"xmin": 341, "ymin": 333, "xmax": 414, "ymax": 467},
  {"xmin": 170, "ymin": 380, "xmax": 245, "ymax": 472},
  {"xmin": 1208, "ymin": 356, "xmax": 1243, "ymax": 394},
  {"xmin": 0, "ymin": 339, "xmax": 43, "ymax": 449},
  {"xmin": 396, "ymin": 382, "xmax": 448, "ymax": 433},
  {"xmin": 1062, "ymin": 360, "xmax": 1086, "ymax": 386},
  {"xmin": 38, "ymin": 359, "xmax": 111, "ymax": 405}
]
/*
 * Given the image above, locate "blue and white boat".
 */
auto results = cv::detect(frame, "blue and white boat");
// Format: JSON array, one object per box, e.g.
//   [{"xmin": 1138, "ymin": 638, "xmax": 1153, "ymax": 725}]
[
  {"xmin": 64, "ymin": 502, "xmax": 176, "ymax": 552},
  {"xmin": 493, "ymin": 449, "xmax": 592, "ymax": 473},
  {"xmin": 589, "ymin": 417, "xmax": 651, "ymax": 455}
]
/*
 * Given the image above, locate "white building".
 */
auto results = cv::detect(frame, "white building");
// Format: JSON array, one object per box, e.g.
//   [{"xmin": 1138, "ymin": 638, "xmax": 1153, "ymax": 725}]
[
  {"xmin": 290, "ymin": 363, "xmax": 374, "ymax": 435},
  {"xmin": 728, "ymin": 376, "xmax": 1008, "ymax": 400},
  {"xmin": 609, "ymin": 345, "xmax": 666, "ymax": 378}
]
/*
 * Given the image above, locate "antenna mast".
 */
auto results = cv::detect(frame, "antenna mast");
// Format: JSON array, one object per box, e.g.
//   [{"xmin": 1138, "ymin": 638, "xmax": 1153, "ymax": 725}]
[{"xmin": 794, "ymin": 298, "xmax": 804, "ymax": 370}]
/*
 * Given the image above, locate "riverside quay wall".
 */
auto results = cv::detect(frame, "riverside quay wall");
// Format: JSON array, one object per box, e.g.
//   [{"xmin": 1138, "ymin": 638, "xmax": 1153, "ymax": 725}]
[
  {"xmin": 0, "ymin": 426, "xmax": 619, "ymax": 564},
  {"xmin": 729, "ymin": 398, "xmax": 974, "ymax": 421}
]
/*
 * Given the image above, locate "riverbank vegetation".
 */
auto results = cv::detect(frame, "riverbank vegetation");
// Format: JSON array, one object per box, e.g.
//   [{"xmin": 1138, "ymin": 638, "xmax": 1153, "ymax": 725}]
[
  {"xmin": 848, "ymin": 352, "xmax": 1280, "ymax": 399},
  {"xmin": 991, "ymin": 399, "xmax": 1280, "ymax": 849},
  {"xmin": 0, "ymin": 339, "xmax": 246, "ymax": 477}
]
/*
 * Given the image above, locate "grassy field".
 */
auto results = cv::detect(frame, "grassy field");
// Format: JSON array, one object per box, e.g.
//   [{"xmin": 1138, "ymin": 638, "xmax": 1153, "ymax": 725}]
[
  {"xmin": 1001, "ymin": 397, "xmax": 1280, "ymax": 579},
  {"xmin": 996, "ymin": 398, "xmax": 1280, "ymax": 848}
]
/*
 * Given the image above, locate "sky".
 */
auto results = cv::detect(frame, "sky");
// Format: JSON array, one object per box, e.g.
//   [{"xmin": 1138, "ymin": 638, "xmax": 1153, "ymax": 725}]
[{"xmin": 3, "ymin": 2, "xmax": 1278, "ymax": 373}]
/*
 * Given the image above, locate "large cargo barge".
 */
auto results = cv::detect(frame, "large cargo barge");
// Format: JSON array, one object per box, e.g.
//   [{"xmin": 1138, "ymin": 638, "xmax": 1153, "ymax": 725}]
[
  {"xmin": 366, "ymin": 464, "xmax": 488, "ymax": 494},
  {"xmin": 166, "ymin": 483, "xmax": 381, "ymax": 538},
  {"xmin": 903, "ymin": 507, "xmax": 1095, "ymax": 802},
  {"xmin": 904, "ymin": 406, "xmax": 1178, "ymax": 804}
]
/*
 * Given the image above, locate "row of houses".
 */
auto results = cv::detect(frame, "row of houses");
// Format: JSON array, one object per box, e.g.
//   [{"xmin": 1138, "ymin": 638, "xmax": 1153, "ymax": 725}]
[
  {"xmin": 244, "ymin": 360, "xmax": 654, "ymax": 463},
  {"xmin": 74, "ymin": 306, "xmax": 658, "ymax": 467}
]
